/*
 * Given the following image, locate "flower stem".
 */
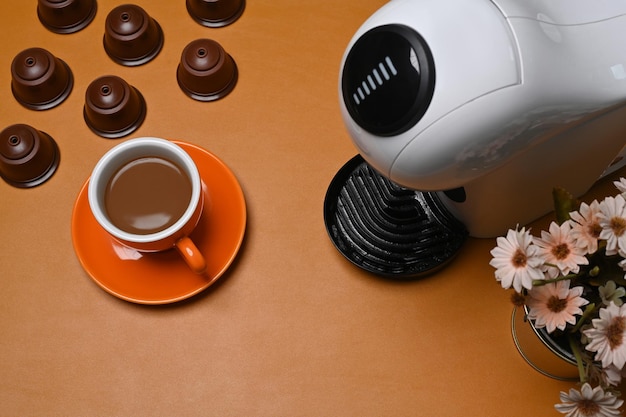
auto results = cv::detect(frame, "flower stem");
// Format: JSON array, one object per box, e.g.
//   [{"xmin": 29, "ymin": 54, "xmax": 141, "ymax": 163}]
[
  {"xmin": 532, "ymin": 273, "xmax": 578, "ymax": 287},
  {"xmin": 570, "ymin": 303, "xmax": 596, "ymax": 334},
  {"xmin": 568, "ymin": 334, "xmax": 587, "ymax": 384}
]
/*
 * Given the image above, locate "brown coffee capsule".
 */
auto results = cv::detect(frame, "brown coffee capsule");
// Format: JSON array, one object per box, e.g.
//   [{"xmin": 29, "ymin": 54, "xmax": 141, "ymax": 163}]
[
  {"xmin": 103, "ymin": 4, "xmax": 164, "ymax": 66},
  {"xmin": 177, "ymin": 38, "xmax": 238, "ymax": 102},
  {"xmin": 11, "ymin": 47, "xmax": 74, "ymax": 111},
  {"xmin": 186, "ymin": 0, "xmax": 245, "ymax": 27},
  {"xmin": 0, "ymin": 124, "xmax": 60, "ymax": 188},
  {"xmin": 37, "ymin": 0, "xmax": 97, "ymax": 34},
  {"xmin": 83, "ymin": 75, "xmax": 146, "ymax": 138}
]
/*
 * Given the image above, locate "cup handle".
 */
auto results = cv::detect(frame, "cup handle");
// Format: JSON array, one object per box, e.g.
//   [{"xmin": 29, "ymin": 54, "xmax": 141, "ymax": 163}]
[{"xmin": 175, "ymin": 236, "xmax": 207, "ymax": 275}]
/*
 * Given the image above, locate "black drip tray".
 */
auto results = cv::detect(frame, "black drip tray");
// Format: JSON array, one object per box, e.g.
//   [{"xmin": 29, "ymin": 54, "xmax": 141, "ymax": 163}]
[{"xmin": 324, "ymin": 155, "xmax": 468, "ymax": 279}]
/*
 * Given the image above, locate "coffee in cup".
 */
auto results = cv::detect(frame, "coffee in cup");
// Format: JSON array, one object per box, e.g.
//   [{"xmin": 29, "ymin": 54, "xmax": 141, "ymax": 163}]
[
  {"xmin": 104, "ymin": 156, "xmax": 192, "ymax": 235},
  {"xmin": 88, "ymin": 137, "xmax": 207, "ymax": 274}
]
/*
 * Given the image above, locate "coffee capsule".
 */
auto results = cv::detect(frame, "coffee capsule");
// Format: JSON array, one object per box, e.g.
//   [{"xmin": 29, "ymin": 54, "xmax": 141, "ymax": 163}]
[
  {"xmin": 83, "ymin": 75, "xmax": 146, "ymax": 138},
  {"xmin": 11, "ymin": 47, "xmax": 74, "ymax": 111},
  {"xmin": 177, "ymin": 38, "xmax": 238, "ymax": 102},
  {"xmin": 0, "ymin": 124, "xmax": 60, "ymax": 188},
  {"xmin": 186, "ymin": 0, "xmax": 245, "ymax": 27},
  {"xmin": 37, "ymin": 0, "xmax": 97, "ymax": 34},
  {"xmin": 103, "ymin": 4, "xmax": 164, "ymax": 66}
]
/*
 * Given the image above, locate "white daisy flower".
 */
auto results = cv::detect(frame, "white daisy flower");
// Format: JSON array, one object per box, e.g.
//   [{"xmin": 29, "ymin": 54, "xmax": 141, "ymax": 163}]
[
  {"xmin": 603, "ymin": 364, "xmax": 626, "ymax": 387},
  {"xmin": 534, "ymin": 221, "xmax": 589, "ymax": 278},
  {"xmin": 490, "ymin": 227, "xmax": 544, "ymax": 292},
  {"xmin": 583, "ymin": 302, "xmax": 626, "ymax": 369},
  {"xmin": 526, "ymin": 280, "xmax": 589, "ymax": 333},
  {"xmin": 555, "ymin": 383, "xmax": 623, "ymax": 416},
  {"xmin": 569, "ymin": 200, "xmax": 602, "ymax": 254},
  {"xmin": 598, "ymin": 195, "xmax": 626, "ymax": 256},
  {"xmin": 614, "ymin": 177, "xmax": 626, "ymax": 198}
]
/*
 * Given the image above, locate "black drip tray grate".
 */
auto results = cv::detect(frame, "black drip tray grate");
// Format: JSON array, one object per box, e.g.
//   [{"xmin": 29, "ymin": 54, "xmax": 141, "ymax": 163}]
[{"xmin": 324, "ymin": 155, "xmax": 468, "ymax": 279}]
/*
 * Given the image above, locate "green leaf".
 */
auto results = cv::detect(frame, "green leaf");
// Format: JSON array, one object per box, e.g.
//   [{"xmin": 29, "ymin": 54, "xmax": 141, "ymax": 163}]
[{"xmin": 553, "ymin": 187, "xmax": 579, "ymax": 224}]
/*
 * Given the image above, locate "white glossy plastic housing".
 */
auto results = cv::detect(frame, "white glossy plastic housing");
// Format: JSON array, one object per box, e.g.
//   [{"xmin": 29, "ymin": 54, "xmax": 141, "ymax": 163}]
[{"xmin": 339, "ymin": 0, "xmax": 626, "ymax": 236}]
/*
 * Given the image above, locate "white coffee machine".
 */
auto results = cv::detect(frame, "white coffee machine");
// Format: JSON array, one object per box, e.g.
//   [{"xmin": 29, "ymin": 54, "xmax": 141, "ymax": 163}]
[{"xmin": 325, "ymin": 0, "xmax": 626, "ymax": 277}]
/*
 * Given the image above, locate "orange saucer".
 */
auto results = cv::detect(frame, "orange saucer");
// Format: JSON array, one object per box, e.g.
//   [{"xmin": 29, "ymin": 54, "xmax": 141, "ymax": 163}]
[{"xmin": 71, "ymin": 141, "xmax": 246, "ymax": 304}]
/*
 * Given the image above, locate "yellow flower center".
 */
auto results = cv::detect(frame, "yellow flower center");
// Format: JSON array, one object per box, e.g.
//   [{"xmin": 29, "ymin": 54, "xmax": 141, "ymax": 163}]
[
  {"xmin": 546, "ymin": 296, "xmax": 567, "ymax": 313},
  {"xmin": 607, "ymin": 316, "xmax": 626, "ymax": 350},
  {"xmin": 552, "ymin": 243, "xmax": 570, "ymax": 260},
  {"xmin": 577, "ymin": 399, "xmax": 600, "ymax": 415},
  {"xmin": 588, "ymin": 222, "xmax": 602, "ymax": 239},
  {"xmin": 610, "ymin": 217, "xmax": 626, "ymax": 237},
  {"xmin": 512, "ymin": 249, "xmax": 527, "ymax": 268}
]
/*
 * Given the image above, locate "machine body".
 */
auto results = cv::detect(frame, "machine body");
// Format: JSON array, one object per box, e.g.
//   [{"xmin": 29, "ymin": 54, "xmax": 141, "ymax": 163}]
[{"xmin": 339, "ymin": 0, "xmax": 626, "ymax": 237}]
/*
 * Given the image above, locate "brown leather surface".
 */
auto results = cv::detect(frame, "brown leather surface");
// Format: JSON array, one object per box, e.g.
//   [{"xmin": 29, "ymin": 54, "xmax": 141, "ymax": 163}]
[{"xmin": 1, "ymin": 1, "xmax": 624, "ymax": 415}]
